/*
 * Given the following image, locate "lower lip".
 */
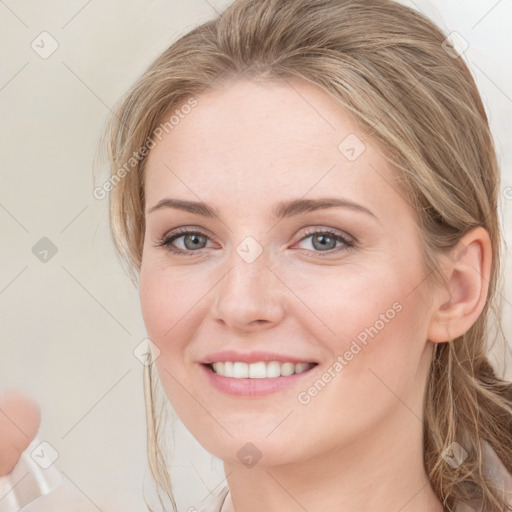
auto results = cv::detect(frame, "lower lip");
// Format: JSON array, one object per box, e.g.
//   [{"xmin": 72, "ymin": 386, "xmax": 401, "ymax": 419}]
[{"xmin": 199, "ymin": 363, "xmax": 318, "ymax": 397}]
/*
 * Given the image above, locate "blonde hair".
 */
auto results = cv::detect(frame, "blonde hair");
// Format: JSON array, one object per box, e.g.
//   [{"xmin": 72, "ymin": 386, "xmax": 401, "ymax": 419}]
[{"xmin": 97, "ymin": 0, "xmax": 512, "ymax": 510}]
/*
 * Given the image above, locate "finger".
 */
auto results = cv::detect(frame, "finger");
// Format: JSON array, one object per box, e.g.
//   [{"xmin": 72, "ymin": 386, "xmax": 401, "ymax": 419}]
[{"xmin": 0, "ymin": 391, "xmax": 41, "ymax": 476}]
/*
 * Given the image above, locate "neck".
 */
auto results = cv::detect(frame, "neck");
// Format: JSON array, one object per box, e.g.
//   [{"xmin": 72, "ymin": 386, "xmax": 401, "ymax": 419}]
[{"xmin": 222, "ymin": 405, "xmax": 444, "ymax": 512}]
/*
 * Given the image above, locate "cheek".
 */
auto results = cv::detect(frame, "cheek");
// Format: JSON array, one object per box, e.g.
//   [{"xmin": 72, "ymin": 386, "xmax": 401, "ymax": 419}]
[
  {"xmin": 139, "ymin": 261, "xmax": 207, "ymax": 344},
  {"xmin": 139, "ymin": 268, "xmax": 167, "ymax": 342},
  {"xmin": 294, "ymin": 275, "xmax": 429, "ymax": 433},
  {"xmin": 290, "ymin": 259, "xmax": 428, "ymax": 400},
  {"xmin": 139, "ymin": 265, "xmax": 210, "ymax": 425},
  {"xmin": 139, "ymin": 265, "xmax": 230, "ymax": 454},
  {"xmin": 279, "ymin": 258, "xmax": 415, "ymax": 346}
]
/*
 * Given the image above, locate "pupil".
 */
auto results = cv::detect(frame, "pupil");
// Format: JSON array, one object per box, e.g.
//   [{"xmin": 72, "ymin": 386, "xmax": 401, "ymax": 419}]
[
  {"xmin": 185, "ymin": 234, "xmax": 205, "ymax": 250},
  {"xmin": 313, "ymin": 234, "xmax": 335, "ymax": 251}
]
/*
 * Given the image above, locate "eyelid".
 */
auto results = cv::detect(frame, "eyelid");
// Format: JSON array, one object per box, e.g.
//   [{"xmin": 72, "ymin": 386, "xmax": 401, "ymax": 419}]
[{"xmin": 296, "ymin": 226, "xmax": 356, "ymax": 245}]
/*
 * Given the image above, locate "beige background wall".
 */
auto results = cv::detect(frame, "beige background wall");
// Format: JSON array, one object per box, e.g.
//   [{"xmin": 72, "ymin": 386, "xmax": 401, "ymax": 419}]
[{"xmin": 1, "ymin": 1, "xmax": 511, "ymax": 511}]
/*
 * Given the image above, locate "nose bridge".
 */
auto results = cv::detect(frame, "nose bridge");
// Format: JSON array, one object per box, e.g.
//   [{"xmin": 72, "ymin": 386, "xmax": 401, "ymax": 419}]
[
  {"xmin": 220, "ymin": 241, "xmax": 272, "ymax": 303},
  {"xmin": 211, "ymin": 239, "xmax": 285, "ymax": 329}
]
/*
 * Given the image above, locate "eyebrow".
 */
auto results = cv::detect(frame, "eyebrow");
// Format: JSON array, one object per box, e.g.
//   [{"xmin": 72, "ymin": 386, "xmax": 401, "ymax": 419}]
[{"xmin": 147, "ymin": 197, "xmax": 378, "ymax": 221}]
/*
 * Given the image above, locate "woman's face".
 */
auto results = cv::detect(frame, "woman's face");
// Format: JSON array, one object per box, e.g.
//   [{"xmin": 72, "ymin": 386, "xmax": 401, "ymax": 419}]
[{"xmin": 140, "ymin": 78, "xmax": 440, "ymax": 466}]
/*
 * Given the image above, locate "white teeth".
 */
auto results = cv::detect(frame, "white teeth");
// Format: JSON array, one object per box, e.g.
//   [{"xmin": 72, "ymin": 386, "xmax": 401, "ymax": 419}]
[
  {"xmin": 266, "ymin": 361, "xmax": 281, "ymax": 378},
  {"xmin": 224, "ymin": 362, "xmax": 233, "ymax": 377},
  {"xmin": 233, "ymin": 362, "xmax": 249, "ymax": 378},
  {"xmin": 212, "ymin": 362, "xmax": 224, "ymax": 375},
  {"xmin": 210, "ymin": 361, "xmax": 315, "ymax": 378},
  {"xmin": 295, "ymin": 363, "xmax": 311, "ymax": 373},
  {"xmin": 280, "ymin": 362, "xmax": 295, "ymax": 376},
  {"xmin": 248, "ymin": 362, "xmax": 267, "ymax": 379}
]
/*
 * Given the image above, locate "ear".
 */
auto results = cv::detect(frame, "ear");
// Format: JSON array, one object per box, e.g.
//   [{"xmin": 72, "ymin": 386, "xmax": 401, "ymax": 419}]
[{"xmin": 427, "ymin": 226, "xmax": 492, "ymax": 343}]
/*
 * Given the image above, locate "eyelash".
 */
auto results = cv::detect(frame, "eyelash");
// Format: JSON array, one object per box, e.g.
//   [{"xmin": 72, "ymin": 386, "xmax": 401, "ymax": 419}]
[{"xmin": 154, "ymin": 226, "xmax": 356, "ymax": 257}]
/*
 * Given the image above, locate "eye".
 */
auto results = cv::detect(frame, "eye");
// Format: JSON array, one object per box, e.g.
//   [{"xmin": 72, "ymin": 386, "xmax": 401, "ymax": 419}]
[
  {"xmin": 154, "ymin": 227, "xmax": 212, "ymax": 255},
  {"xmin": 294, "ymin": 228, "xmax": 355, "ymax": 256}
]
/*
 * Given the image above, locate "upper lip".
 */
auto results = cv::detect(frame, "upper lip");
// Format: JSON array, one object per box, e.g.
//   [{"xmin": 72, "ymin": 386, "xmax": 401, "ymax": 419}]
[{"xmin": 200, "ymin": 350, "xmax": 318, "ymax": 365}]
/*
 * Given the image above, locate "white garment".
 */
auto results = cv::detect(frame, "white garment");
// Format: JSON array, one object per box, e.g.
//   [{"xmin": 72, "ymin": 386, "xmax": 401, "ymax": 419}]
[
  {"xmin": 194, "ymin": 442, "xmax": 512, "ymax": 512},
  {"xmin": 453, "ymin": 441, "xmax": 512, "ymax": 511}
]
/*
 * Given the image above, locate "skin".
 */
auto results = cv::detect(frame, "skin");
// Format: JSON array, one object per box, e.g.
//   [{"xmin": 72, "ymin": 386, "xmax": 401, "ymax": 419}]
[
  {"xmin": 140, "ymin": 78, "xmax": 492, "ymax": 512},
  {"xmin": 0, "ymin": 391, "xmax": 40, "ymax": 476}
]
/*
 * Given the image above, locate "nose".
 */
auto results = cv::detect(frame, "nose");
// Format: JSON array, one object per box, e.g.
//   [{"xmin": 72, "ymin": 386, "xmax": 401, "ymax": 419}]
[{"xmin": 210, "ymin": 250, "xmax": 286, "ymax": 333}]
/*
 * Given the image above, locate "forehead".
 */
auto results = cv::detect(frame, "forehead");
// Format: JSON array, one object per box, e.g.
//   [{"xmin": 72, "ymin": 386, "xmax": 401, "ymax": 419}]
[{"xmin": 143, "ymin": 79, "xmax": 406, "ymax": 219}]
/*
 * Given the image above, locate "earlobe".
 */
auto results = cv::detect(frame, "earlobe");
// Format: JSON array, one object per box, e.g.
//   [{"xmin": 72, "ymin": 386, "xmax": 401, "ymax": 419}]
[{"xmin": 427, "ymin": 226, "xmax": 492, "ymax": 344}]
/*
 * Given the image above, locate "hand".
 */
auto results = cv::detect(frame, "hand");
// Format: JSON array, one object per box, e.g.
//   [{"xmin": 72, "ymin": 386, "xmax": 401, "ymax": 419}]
[
  {"xmin": 0, "ymin": 390, "xmax": 41, "ymax": 477},
  {"xmin": 0, "ymin": 391, "xmax": 119, "ymax": 511}
]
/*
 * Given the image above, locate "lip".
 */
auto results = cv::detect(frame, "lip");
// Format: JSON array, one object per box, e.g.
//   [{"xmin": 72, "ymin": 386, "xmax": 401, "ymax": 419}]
[
  {"xmin": 200, "ymin": 350, "xmax": 318, "ymax": 365},
  {"xmin": 198, "ymin": 356, "xmax": 319, "ymax": 397}
]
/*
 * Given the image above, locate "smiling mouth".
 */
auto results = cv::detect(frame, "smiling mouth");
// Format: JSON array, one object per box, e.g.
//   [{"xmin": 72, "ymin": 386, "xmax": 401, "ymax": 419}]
[{"xmin": 206, "ymin": 361, "xmax": 318, "ymax": 378}]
